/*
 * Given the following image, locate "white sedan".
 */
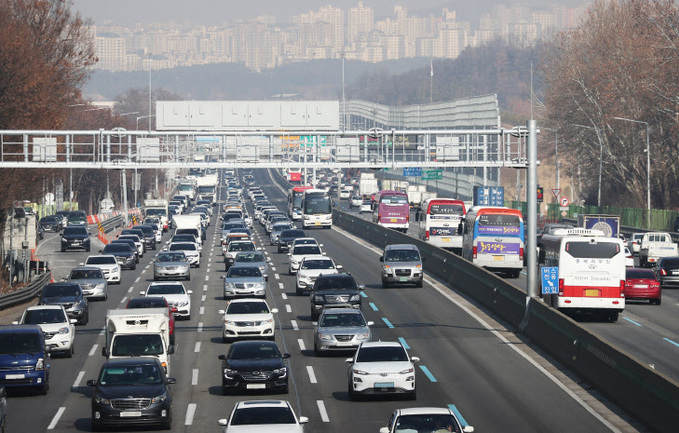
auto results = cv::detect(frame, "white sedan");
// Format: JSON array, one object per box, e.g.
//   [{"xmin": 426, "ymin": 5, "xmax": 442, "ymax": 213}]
[
  {"xmin": 218, "ymin": 400, "xmax": 308, "ymax": 433},
  {"xmin": 346, "ymin": 341, "xmax": 418, "ymax": 400},
  {"xmin": 83, "ymin": 254, "xmax": 121, "ymax": 284},
  {"xmin": 142, "ymin": 281, "xmax": 193, "ymax": 320},
  {"xmin": 218, "ymin": 298, "xmax": 278, "ymax": 343}
]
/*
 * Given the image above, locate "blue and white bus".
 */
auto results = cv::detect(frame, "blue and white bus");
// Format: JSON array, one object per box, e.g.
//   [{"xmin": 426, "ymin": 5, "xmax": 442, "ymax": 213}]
[{"xmin": 460, "ymin": 206, "xmax": 524, "ymax": 278}]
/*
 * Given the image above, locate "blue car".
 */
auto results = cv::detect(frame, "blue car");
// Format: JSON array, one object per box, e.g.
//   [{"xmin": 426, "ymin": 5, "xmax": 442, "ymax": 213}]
[{"xmin": 0, "ymin": 325, "xmax": 50, "ymax": 393}]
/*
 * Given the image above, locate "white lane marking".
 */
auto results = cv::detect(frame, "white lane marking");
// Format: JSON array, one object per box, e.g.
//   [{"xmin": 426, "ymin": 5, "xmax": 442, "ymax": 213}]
[
  {"xmin": 203, "ymin": 284, "xmax": 208, "ymax": 292},
  {"xmin": 89, "ymin": 344, "xmax": 99, "ymax": 357},
  {"xmin": 197, "ymin": 322, "xmax": 204, "ymax": 333},
  {"xmin": 274, "ymin": 274, "xmax": 280, "ymax": 280},
  {"xmin": 286, "ymin": 304, "xmax": 292, "ymax": 313},
  {"xmin": 306, "ymin": 366, "xmax": 317, "ymax": 383},
  {"xmin": 207, "ymin": 266, "xmax": 211, "ymax": 272},
  {"xmin": 192, "ymin": 369, "xmax": 199, "ymax": 386},
  {"xmin": 134, "ymin": 277, "xmax": 141, "ymax": 283},
  {"xmin": 72, "ymin": 371, "xmax": 85, "ymax": 388},
  {"xmin": 47, "ymin": 407, "xmax": 66, "ymax": 430},
  {"xmin": 99, "ymin": 329, "xmax": 105, "ymax": 336},
  {"xmin": 200, "ymin": 306, "xmax": 205, "ymax": 315},
  {"xmin": 120, "ymin": 296, "xmax": 127, "ymax": 304},
  {"xmin": 205, "ymin": 275, "xmax": 209, "ymax": 281},
  {"xmin": 194, "ymin": 342, "xmax": 201, "ymax": 353},
  {"xmin": 185, "ymin": 403, "xmax": 197, "ymax": 425},
  {"xmin": 281, "ymin": 293, "xmax": 288, "ymax": 300},
  {"xmin": 127, "ymin": 286, "xmax": 133, "ymax": 293},
  {"xmin": 278, "ymin": 283, "xmax": 284, "ymax": 290},
  {"xmin": 271, "ymin": 266, "xmax": 277, "ymax": 272},
  {"xmin": 291, "ymin": 320, "xmax": 299, "ymax": 331},
  {"xmin": 145, "ymin": 264, "xmax": 150, "ymax": 270},
  {"xmin": 201, "ymin": 295, "xmax": 206, "ymax": 302},
  {"xmin": 317, "ymin": 400, "xmax": 330, "ymax": 422},
  {"xmin": 298, "ymin": 338, "xmax": 306, "ymax": 351}
]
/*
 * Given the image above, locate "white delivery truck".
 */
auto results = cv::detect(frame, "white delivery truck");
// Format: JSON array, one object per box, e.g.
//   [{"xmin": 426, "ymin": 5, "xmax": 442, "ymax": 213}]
[
  {"xmin": 639, "ymin": 232, "xmax": 679, "ymax": 267},
  {"xmin": 144, "ymin": 199, "xmax": 169, "ymax": 232},
  {"xmin": 177, "ymin": 180, "xmax": 196, "ymax": 201},
  {"xmin": 359, "ymin": 173, "xmax": 379, "ymax": 198},
  {"xmin": 196, "ymin": 174, "xmax": 218, "ymax": 205},
  {"xmin": 172, "ymin": 214, "xmax": 204, "ymax": 243},
  {"xmin": 102, "ymin": 308, "xmax": 174, "ymax": 374}
]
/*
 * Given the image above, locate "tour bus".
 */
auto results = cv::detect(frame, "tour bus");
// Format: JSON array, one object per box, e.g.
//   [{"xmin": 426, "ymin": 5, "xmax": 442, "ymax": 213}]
[
  {"xmin": 301, "ymin": 189, "xmax": 333, "ymax": 229},
  {"xmin": 460, "ymin": 206, "xmax": 524, "ymax": 278},
  {"xmin": 538, "ymin": 228, "xmax": 626, "ymax": 322},
  {"xmin": 373, "ymin": 190, "xmax": 410, "ymax": 232},
  {"xmin": 288, "ymin": 185, "xmax": 313, "ymax": 220},
  {"xmin": 417, "ymin": 198, "xmax": 466, "ymax": 251}
]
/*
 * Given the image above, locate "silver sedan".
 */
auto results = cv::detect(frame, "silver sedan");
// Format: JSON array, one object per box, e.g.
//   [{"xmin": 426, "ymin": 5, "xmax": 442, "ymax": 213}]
[
  {"xmin": 231, "ymin": 251, "xmax": 269, "ymax": 280},
  {"xmin": 153, "ymin": 251, "xmax": 191, "ymax": 281}
]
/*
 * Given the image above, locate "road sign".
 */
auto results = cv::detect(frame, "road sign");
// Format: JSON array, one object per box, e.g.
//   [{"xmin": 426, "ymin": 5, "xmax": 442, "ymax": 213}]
[
  {"xmin": 552, "ymin": 188, "xmax": 561, "ymax": 199},
  {"xmin": 541, "ymin": 266, "xmax": 559, "ymax": 294},
  {"xmin": 403, "ymin": 167, "xmax": 422, "ymax": 177},
  {"xmin": 560, "ymin": 196, "xmax": 569, "ymax": 207},
  {"xmin": 537, "ymin": 186, "xmax": 544, "ymax": 203},
  {"xmin": 473, "ymin": 186, "xmax": 504, "ymax": 206},
  {"xmin": 422, "ymin": 169, "xmax": 442, "ymax": 180}
]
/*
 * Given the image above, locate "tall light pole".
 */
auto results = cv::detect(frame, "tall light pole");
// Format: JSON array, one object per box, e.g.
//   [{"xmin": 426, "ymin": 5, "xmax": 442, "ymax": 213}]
[
  {"xmin": 148, "ymin": 53, "xmax": 153, "ymax": 132},
  {"xmin": 614, "ymin": 116, "xmax": 650, "ymax": 226},
  {"xmin": 341, "ymin": 52, "xmax": 346, "ymax": 132},
  {"xmin": 572, "ymin": 124, "xmax": 604, "ymax": 207}
]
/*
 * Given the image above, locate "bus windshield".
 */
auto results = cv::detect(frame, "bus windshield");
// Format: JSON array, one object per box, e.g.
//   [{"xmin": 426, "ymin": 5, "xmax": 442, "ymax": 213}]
[
  {"xmin": 380, "ymin": 195, "xmax": 407, "ymax": 205},
  {"xmin": 477, "ymin": 214, "xmax": 521, "ymax": 235},
  {"xmin": 304, "ymin": 195, "xmax": 331, "ymax": 214},
  {"xmin": 430, "ymin": 204, "xmax": 464, "ymax": 216}
]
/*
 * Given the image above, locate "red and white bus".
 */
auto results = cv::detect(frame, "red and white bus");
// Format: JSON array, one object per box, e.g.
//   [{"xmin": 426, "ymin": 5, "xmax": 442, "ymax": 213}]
[
  {"xmin": 372, "ymin": 190, "xmax": 410, "ymax": 232},
  {"xmin": 417, "ymin": 198, "xmax": 466, "ymax": 251},
  {"xmin": 538, "ymin": 228, "xmax": 626, "ymax": 322},
  {"xmin": 288, "ymin": 186, "xmax": 313, "ymax": 220}
]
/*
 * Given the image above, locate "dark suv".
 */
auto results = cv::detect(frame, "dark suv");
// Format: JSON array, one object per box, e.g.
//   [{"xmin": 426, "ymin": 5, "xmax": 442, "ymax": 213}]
[
  {"xmin": 133, "ymin": 224, "xmax": 157, "ymax": 250},
  {"xmin": 0, "ymin": 325, "xmax": 50, "ymax": 394},
  {"xmin": 122, "ymin": 227, "xmax": 154, "ymax": 251},
  {"xmin": 39, "ymin": 282, "xmax": 89, "ymax": 325},
  {"xmin": 61, "ymin": 225, "xmax": 90, "ymax": 252},
  {"xmin": 310, "ymin": 273, "xmax": 364, "ymax": 320}
]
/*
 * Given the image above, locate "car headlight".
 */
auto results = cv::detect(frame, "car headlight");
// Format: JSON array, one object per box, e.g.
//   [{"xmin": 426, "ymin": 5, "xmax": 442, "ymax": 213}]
[
  {"xmin": 225, "ymin": 320, "xmax": 236, "ymax": 325},
  {"xmin": 35, "ymin": 358, "xmax": 45, "ymax": 370},
  {"xmin": 224, "ymin": 368, "xmax": 237, "ymax": 378},
  {"xmin": 58, "ymin": 326, "xmax": 70, "ymax": 334},
  {"xmin": 356, "ymin": 332, "xmax": 370, "ymax": 340},
  {"xmin": 318, "ymin": 333, "xmax": 332, "ymax": 340},
  {"xmin": 252, "ymin": 282, "xmax": 264, "ymax": 289},
  {"xmin": 95, "ymin": 283, "xmax": 105, "ymax": 291},
  {"xmin": 94, "ymin": 395, "xmax": 110, "ymax": 405},
  {"xmin": 352, "ymin": 368, "xmax": 368, "ymax": 375},
  {"xmin": 416, "ymin": 264, "xmax": 422, "ymax": 269},
  {"xmin": 151, "ymin": 393, "xmax": 168, "ymax": 403},
  {"xmin": 178, "ymin": 300, "xmax": 189, "ymax": 307},
  {"xmin": 225, "ymin": 282, "xmax": 236, "ymax": 289},
  {"xmin": 314, "ymin": 295, "xmax": 324, "ymax": 302},
  {"xmin": 349, "ymin": 295, "xmax": 360, "ymax": 301},
  {"xmin": 273, "ymin": 367, "xmax": 287, "ymax": 378},
  {"xmin": 399, "ymin": 367, "xmax": 414, "ymax": 374},
  {"xmin": 259, "ymin": 265, "xmax": 266, "ymax": 272}
]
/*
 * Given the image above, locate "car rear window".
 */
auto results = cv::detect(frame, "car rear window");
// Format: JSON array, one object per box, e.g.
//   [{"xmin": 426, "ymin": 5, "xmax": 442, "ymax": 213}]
[{"xmin": 626, "ymin": 269, "xmax": 656, "ymax": 279}]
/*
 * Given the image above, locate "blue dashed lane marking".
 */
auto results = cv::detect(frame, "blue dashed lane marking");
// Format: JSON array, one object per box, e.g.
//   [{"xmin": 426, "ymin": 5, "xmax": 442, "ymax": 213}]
[
  {"xmin": 382, "ymin": 318, "xmax": 394, "ymax": 328},
  {"xmin": 419, "ymin": 365, "xmax": 437, "ymax": 382},
  {"xmin": 664, "ymin": 338, "xmax": 679, "ymax": 349},
  {"xmin": 448, "ymin": 404, "xmax": 469, "ymax": 427},
  {"xmin": 369, "ymin": 302, "xmax": 378, "ymax": 311},
  {"xmin": 360, "ymin": 292, "xmax": 367, "ymax": 298},
  {"xmin": 623, "ymin": 316, "xmax": 642, "ymax": 327},
  {"xmin": 398, "ymin": 337, "xmax": 410, "ymax": 349}
]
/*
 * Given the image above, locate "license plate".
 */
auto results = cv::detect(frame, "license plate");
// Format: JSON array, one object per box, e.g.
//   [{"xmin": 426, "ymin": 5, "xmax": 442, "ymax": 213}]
[
  {"xmin": 390, "ymin": 218, "xmax": 397, "ymax": 223},
  {"xmin": 247, "ymin": 383, "xmax": 266, "ymax": 389},
  {"xmin": 493, "ymin": 255, "xmax": 505, "ymax": 262},
  {"xmin": 633, "ymin": 284, "xmax": 648, "ymax": 289},
  {"xmin": 5, "ymin": 374, "xmax": 25, "ymax": 379},
  {"xmin": 442, "ymin": 237, "xmax": 451, "ymax": 242},
  {"xmin": 374, "ymin": 382, "xmax": 394, "ymax": 388},
  {"xmin": 120, "ymin": 411, "xmax": 142, "ymax": 418},
  {"xmin": 315, "ymin": 221, "xmax": 321, "ymax": 226},
  {"xmin": 399, "ymin": 277, "xmax": 408, "ymax": 282},
  {"xmin": 585, "ymin": 289, "xmax": 600, "ymax": 297}
]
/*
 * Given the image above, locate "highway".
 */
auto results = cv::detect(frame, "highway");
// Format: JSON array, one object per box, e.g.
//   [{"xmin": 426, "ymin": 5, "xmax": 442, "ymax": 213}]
[{"xmin": 1, "ymin": 169, "xmax": 645, "ymax": 433}]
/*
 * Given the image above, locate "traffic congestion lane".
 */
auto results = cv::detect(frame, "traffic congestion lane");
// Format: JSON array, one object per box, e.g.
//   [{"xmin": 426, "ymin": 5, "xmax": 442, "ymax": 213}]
[{"xmin": 253, "ymin": 169, "xmax": 640, "ymax": 433}]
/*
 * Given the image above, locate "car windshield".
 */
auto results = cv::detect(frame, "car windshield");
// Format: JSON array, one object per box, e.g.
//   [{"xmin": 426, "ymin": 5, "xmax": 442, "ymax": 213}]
[
  {"xmin": 229, "ymin": 243, "xmax": 255, "ymax": 252},
  {"xmin": 227, "ymin": 267, "xmax": 262, "ymax": 278},
  {"xmin": 381, "ymin": 195, "xmax": 408, "ymax": 205},
  {"xmin": 394, "ymin": 414, "xmax": 462, "ymax": 433},
  {"xmin": 320, "ymin": 313, "xmax": 365, "ymax": 327},
  {"xmin": 231, "ymin": 407, "xmax": 296, "ymax": 425},
  {"xmin": 272, "ymin": 224, "xmax": 290, "ymax": 231},
  {"xmin": 43, "ymin": 284, "xmax": 80, "ymax": 297},
  {"xmin": 24, "ymin": 309, "xmax": 66, "ymax": 324},
  {"xmin": 0, "ymin": 333, "xmax": 42, "ymax": 354},
  {"xmin": 41, "ymin": 217, "xmax": 58, "ymax": 223},
  {"xmin": 69, "ymin": 269, "xmax": 103, "ymax": 279},
  {"xmin": 356, "ymin": 346, "xmax": 408, "ymax": 362},
  {"xmin": 157, "ymin": 253, "xmax": 187, "ymax": 262},
  {"xmin": 281, "ymin": 230, "xmax": 305, "ymax": 238},
  {"xmin": 104, "ymin": 244, "xmax": 131, "ymax": 253},
  {"xmin": 234, "ymin": 252, "xmax": 264, "ymax": 263},
  {"xmin": 227, "ymin": 301, "xmax": 270, "ymax": 315},
  {"xmin": 147, "ymin": 284, "xmax": 186, "ymax": 295},
  {"xmin": 626, "ymin": 269, "xmax": 657, "ymax": 279},
  {"xmin": 385, "ymin": 249, "xmax": 421, "ymax": 262},
  {"xmin": 86, "ymin": 257, "xmax": 116, "ymax": 265},
  {"xmin": 660, "ymin": 258, "xmax": 679, "ymax": 267},
  {"xmin": 63, "ymin": 227, "xmax": 87, "ymax": 235},
  {"xmin": 228, "ymin": 343, "xmax": 281, "ymax": 360},
  {"xmin": 170, "ymin": 243, "xmax": 196, "ymax": 251},
  {"xmin": 127, "ymin": 299, "xmax": 167, "ymax": 309},
  {"xmin": 172, "ymin": 235, "xmax": 195, "ymax": 243},
  {"xmin": 98, "ymin": 362, "xmax": 163, "ymax": 386},
  {"xmin": 301, "ymin": 259, "xmax": 334, "ymax": 270},
  {"xmin": 293, "ymin": 246, "xmax": 321, "ymax": 255}
]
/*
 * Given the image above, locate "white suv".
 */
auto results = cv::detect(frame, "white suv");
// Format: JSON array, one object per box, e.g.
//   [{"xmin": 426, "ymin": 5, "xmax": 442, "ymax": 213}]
[
  {"xmin": 346, "ymin": 341, "xmax": 418, "ymax": 400},
  {"xmin": 14, "ymin": 305, "xmax": 76, "ymax": 357},
  {"xmin": 218, "ymin": 298, "xmax": 278, "ymax": 343}
]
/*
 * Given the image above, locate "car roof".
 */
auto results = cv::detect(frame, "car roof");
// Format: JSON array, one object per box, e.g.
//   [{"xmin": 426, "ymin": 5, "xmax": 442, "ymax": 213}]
[
  {"xmin": 0, "ymin": 324, "xmax": 43, "ymax": 334},
  {"xmin": 234, "ymin": 400, "xmax": 291, "ymax": 409},
  {"xmin": 24, "ymin": 304, "xmax": 65, "ymax": 311},
  {"xmin": 359, "ymin": 341, "xmax": 403, "ymax": 349},
  {"xmin": 301, "ymin": 255, "xmax": 332, "ymax": 261},
  {"xmin": 385, "ymin": 244, "xmax": 419, "ymax": 251},
  {"xmin": 102, "ymin": 357, "xmax": 163, "ymax": 367},
  {"xmin": 319, "ymin": 307, "xmax": 363, "ymax": 315},
  {"xmin": 70, "ymin": 266, "xmax": 102, "ymax": 272},
  {"xmin": 87, "ymin": 254, "xmax": 117, "ymax": 260},
  {"xmin": 228, "ymin": 298, "xmax": 268, "ymax": 305},
  {"xmin": 395, "ymin": 407, "xmax": 454, "ymax": 416}
]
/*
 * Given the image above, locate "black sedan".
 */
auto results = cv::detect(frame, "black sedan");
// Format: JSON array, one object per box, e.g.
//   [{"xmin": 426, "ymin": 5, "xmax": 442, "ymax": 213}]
[
  {"xmin": 87, "ymin": 357, "xmax": 175, "ymax": 430},
  {"xmin": 39, "ymin": 216, "xmax": 62, "ymax": 232},
  {"xmin": 218, "ymin": 340, "xmax": 290, "ymax": 395},
  {"xmin": 277, "ymin": 229, "xmax": 306, "ymax": 253},
  {"xmin": 102, "ymin": 243, "xmax": 137, "ymax": 270}
]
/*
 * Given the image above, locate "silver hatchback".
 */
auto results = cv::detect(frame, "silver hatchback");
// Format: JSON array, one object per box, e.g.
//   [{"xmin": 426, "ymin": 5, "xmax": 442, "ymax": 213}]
[
  {"xmin": 313, "ymin": 308, "xmax": 373, "ymax": 355},
  {"xmin": 380, "ymin": 244, "xmax": 424, "ymax": 288}
]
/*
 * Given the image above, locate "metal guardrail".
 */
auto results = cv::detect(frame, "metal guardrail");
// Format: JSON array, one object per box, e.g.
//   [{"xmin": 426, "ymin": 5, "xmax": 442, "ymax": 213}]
[
  {"xmin": 99, "ymin": 215, "xmax": 125, "ymax": 234},
  {"xmin": 0, "ymin": 271, "xmax": 51, "ymax": 311}
]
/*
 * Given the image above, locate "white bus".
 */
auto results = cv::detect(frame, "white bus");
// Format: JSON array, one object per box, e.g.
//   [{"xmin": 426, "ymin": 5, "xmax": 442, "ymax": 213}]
[
  {"xmin": 460, "ymin": 206, "xmax": 524, "ymax": 278},
  {"xmin": 301, "ymin": 189, "xmax": 333, "ymax": 229},
  {"xmin": 538, "ymin": 228, "xmax": 626, "ymax": 322},
  {"xmin": 417, "ymin": 198, "xmax": 466, "ymax": 251}
]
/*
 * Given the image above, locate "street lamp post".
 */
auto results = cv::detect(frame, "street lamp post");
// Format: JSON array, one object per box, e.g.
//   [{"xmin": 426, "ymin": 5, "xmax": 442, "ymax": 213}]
[
  {"xmin": 136, "ymin": 115, "xmax": 156, "ymax": 131},
  {"xmin": 148, "ymin": 53, "xmax": 153, "ymax": 132},
  {"xmin": 613, "ymin": 116, "xmax": 650, "ymax": 226}
]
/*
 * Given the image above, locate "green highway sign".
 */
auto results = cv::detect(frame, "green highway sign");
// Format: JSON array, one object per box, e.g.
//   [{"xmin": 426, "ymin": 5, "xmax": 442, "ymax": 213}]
[{"xmin": 422, "ymin": 169, "xmax": 442, "ymax": 180}]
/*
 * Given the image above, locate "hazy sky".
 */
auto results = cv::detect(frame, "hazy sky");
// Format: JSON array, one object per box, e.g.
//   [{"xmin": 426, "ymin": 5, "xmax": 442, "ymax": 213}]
[{"xmin": 71, "ymin": 0, "xmax": 587, "ymax": 26}]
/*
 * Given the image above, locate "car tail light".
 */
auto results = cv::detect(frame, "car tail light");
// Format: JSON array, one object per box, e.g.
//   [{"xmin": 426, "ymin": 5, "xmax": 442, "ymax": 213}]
[
  {"xmin": 620, "ymin": 280, "xmax": 625, "ymax": 297},
  {"xmin": 519, "ymin": 247, "xmax": 524, "ymax": 262},
  {"xmin": 406, "ymin": 214, "xmax": 409, "ymax": 223},
  {"xmin": 660, "ymin": 268, "xmax": 667, "ymax": 276},
  {"xmin": 558, "ymin": 278, "xmax": 564, "ymax": 296},
  {"xmin": 425, "ymin": 230, "xmax": 430, "ymax": 241},
  {"xmin": 472, "ymin": 246, "xmax": 477, "ymax": 259}
]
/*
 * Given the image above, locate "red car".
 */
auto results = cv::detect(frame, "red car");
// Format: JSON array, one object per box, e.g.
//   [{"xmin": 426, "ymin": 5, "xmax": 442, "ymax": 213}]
[
  {"xmin": 625, "ymin": 268, "xmax": 661, "ymax": 305},
  {"xmin": 125, "ymin": 296, "xmax": 176, "ymax": 345}
]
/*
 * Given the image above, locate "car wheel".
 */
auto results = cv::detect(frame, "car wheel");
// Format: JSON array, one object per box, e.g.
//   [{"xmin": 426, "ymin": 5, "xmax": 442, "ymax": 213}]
[
  {"xmin": 170, "ymin": 334, "xmax": 175, "ymax": 346},
  {"xmin": 131, "ymin": 263, "xmax": 137, "ymax": 270},
  {"xmin": 154, "ymin": 275, "xmax": 159, "ymax": 281},
  {"xmin": 415, "ymin": 279, "xmax": 423, "ymax": 288},
  {"xmin": 653, "ymin": 297, "xmax": 662, "ymax": 305},
  {"xmin": 408, "ymin": 388, "xmax": 417, "ymax": 400},
  {"xmin": 381, "ymin": 279, "xmax": 389, "ymax": 288},
  {"xmin": 91, "ymin": 419, "xmax": 101, "ymax": 432},
  {"xmin": 65, "ymin": 346, "xmax": 73, "ymax": 358},
  {"xmin": 314, "ymin": 342, "xmax": 323, "ymax": 357},
  {"xmin": 280, "ymin": 384, "xmax": 289, "ymax": 394},
  {"xmin": 186, "ymin": 274, "xmax": 191, "ymax": 281},
  {"xmin": 222, "ymin": 335, "xmax": 231, "ymax": 344},
  {"xmin": 162, "ymin": 419, "xmax": 172, "ymax": 430},
  {"xmin": 79, "ymin": 314, "xmax": 89, "ymax": 326},
  {"xmin": 222, "ymin": 386, "xmax": 231, "ymax": 396},
  {"xmin": 40, "ymin": 380, "xmax": 49, "ymax": 395},
  {"xmin": 347, "ymin": 380, "xmax": 357, "ymax": 401},
  {"xmin": 60, "ymin": 248, "xmax": 65, "ymax": 252},
  {"xmin": 608, "ymin": 311, "xmax": 619, "ymax": 322},
  {"xmin": 185, "ymin": 315, "xmax": 191, "ymax": 321},
  {"xmin": 102, "ymin": 293, "xmax": 108, "ymax": 301}
]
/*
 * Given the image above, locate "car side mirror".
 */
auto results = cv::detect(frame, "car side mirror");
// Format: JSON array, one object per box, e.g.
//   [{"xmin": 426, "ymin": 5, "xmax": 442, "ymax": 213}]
[
  {"xmin": 87, "ymin": 380, "xmax": 97, "ymax": 386},
  {"xmin": 358, "ymin": 285, "xmax": 365, "ymax": 290},
  {"xmin": 283, "ymin": 353, "xmax": 291, "ymax": 359},
  {"xmin": 101, "ymin": 347, "xmax": 109, "ymax": 356},
  {"xmin": 379, "ymin": 256, "xmax": 384, "ymax": 262},
  {"xmin": 271, "ymin": 308, "xmax": 279, "ymax": 314},
  {"xmin": 367, "ymin": 321, "xmax": 375, "ymax": 326},
  {"xmin": 336, "ymin": 265, "xmax": 343, "ymax": 269},
  {"xmin": 411, "ymin": 356, "xmax": 420, "ymax": 362},
  {"xmin": 140, "ymin": 291, "xmax": 146, "ymax": 295},
  {"xmin": 345, "ymin": 358, "xmax": 354, "ymax": 364},
  {"xmin": 218, "ymin": 310, "xmax": 225, "ymax": 315},
  {"xmin": 188, "ymin": 290, "xmax": 193, "ymax": 294},
  {"xmin": 421, "ymin": 257, "xmax": 426, "ymax": 262},
  {"xmin": 70, "ymin": 319, "xmax": 78, "ymax": 324},
  {"xmin": 166, "ymin": 378, "xmax": 177, "ymax": 385},
  {"xmin": 167, "ymin": 345, "xmax": 175, "ymax": 355},
  {"xmin": 218, "ymin": 354, "xmax": 226, "ymax": 361},
  {"xmin": 299, "ymin": 417, "xmax": 309, "ymax": 425},
  {"xmin": 11, "ymin": 321, "xmax": 18, "ymax": 325},
  {"xmin": 380, "ymin": 428, "xmax": 390, "ymax": 433}
]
